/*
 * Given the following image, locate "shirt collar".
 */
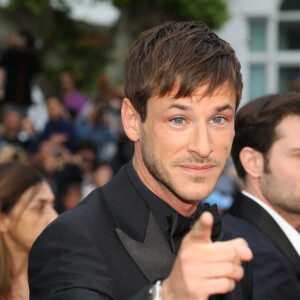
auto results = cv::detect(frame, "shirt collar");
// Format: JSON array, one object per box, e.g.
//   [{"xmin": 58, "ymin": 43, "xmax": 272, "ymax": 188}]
[
  {"xmin": 125, "ymin": 160, "xmax": 201, "ymax": 236},
  {"xmin": 242, "ymin": 190, "xmax": 300, "ymax": 256},
  {"xmin": 125, "ymin": 160, "xmax": 174, "ymax": 236}
]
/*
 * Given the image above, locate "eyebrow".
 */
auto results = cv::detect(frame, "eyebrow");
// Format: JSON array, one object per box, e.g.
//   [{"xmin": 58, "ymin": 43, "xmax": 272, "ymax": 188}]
[
  {"xmin": 168, "ymin": 103, "xmax": 192, "ymax": 111},
  {"xmin": 167, "ymin": 103, "xmax": 235, "ymax": 112},
  {"xmin": 290, "ymin": 147, "xmax": 300, "ymax": 153},
  {"xmin": 36, "ymin": 198, "xmax": 55, "ymax": 203},
  {"xmin": 216, "ymin": 104, "xmax": 235, "ymax": 112}
]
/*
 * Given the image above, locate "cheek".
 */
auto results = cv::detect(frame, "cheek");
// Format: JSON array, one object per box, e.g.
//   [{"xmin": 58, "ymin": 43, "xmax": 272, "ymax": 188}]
[
  {"xmin": 17, "ymin": 214, "xmax": 47, "ymax": 243},
  {"xmin": 143, "ymin": 126, "xmax": 170, "ymax": 155},
  {"xmin": 212, "ymin": 130, "xmax": 234, "ymax": 153},
  {"xmin": 272, "ymin": 162, "xmax": 294, "ymax": 184},
  {"xmin": 152, "ymin": 125, "xmax": 191, "ymax": 154}
]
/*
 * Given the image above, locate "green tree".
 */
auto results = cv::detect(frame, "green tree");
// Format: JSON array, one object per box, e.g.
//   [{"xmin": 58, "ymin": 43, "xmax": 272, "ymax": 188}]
[
  {"xmin": 0, "ymin": 0, "xmax": 112, "ymax": 95},
  {"xmin": 0, "ymin": 0, "xmax": 229, "ymax": 91},
  {"xmin": 114, "ymin": 0, "xmax": 228, "ymax": 29}
]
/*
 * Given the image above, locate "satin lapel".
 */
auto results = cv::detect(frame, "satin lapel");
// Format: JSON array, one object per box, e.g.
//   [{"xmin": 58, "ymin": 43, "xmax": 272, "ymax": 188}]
[
  {"xmin": 230, "ymin": 193, "xmax": 300, "ymax": 276},
  {"xmin": 102, "ymin": 165, "xmax": 175, "ymax": 282},
  {"xmin": 116, "ymin": 212, "xmax": 176, "ymax": 282}
]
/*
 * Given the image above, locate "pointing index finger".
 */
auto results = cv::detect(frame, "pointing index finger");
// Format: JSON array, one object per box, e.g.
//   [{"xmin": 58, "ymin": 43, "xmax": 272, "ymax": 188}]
[{"xmin": 188, "ymin": 211, "xmax": 214, "ymax": 244}]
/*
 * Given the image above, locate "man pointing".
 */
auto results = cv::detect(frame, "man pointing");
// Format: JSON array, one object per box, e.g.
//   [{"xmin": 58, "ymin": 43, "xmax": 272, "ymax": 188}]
[{"xmin": 29, "ymin": 21, "xmax": 252, "ymax": 300}]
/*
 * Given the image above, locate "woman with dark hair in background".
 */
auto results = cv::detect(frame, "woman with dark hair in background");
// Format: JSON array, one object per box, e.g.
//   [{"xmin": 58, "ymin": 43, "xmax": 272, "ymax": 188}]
[{"xmin": 0, "ymin": 162, "xmax": 57, "ymax": 300}]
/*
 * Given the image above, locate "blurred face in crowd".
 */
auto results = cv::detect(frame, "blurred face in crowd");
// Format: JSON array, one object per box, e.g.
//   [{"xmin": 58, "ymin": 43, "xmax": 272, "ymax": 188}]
[
  {"xmin": 124, "ymin": 82, "xmax": 236, "ymax": 210},
  {"xmin": 93, "ymin": 164, "xmax": 113, "ymax": 187},
  {"xmin": 60, "ymin": 72, "xmax": 75, "ymax": 91},
  {"xmin": 47, "ymin": 97, "xmax": 63, "ymax": 120},
  {"xmin": 2, "ymin": 181, "xmax": 57, "ymax": 252},
  {"xmin": 3, "ymin": 111, "xmax": 22, "ymax": 140},
  {"xmin": 62, "ymin": 185, "xmax": 82, "ymax": 211},
  {"xmin": 76, "ymin": 149, "xmax": 97, "ymax": 174},
  {"xmin": 33, "ymin": 141, "xmax": 57, "ymax": 175},
  {"xmin": 260, "ymin": 115, "xmax": 300, "ymax": 216}
]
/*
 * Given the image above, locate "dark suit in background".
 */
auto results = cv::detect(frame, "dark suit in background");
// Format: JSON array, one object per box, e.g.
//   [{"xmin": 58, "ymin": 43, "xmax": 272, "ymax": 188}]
[
  {"xmin": 29, "ymin": 163, "xmax": 252, "ymax": 300},
  {"xmin": 223, "ymin": 192, "xmax": 300, "ymax": 300}
]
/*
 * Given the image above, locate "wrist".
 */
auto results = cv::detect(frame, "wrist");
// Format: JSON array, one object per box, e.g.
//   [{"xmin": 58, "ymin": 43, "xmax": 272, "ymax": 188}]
[{"xmin": 148, "ymin": 280, "xmax": 163, "ymax": 300}]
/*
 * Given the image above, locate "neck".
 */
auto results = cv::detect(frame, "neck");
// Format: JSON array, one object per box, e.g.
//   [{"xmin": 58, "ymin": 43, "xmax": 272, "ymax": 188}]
[
  {"xmin": 3, "ymin": 233, "xmax": 29, "ymax": 277},
  {"xmin": 3, "ymin": 234, "xmax": 29, "ymax": 300},
  {"xmin": 133, "ymin": 155, "xmax": 199, "ymax": 217},
  {"xmin": 10, "ymin": 272, "xmax": 29, "ymax": 300},
  {"xmin": 243, "ymin": 179, "xmax": 300, "ymax": 230},
  {"xmin": 272, "ymin": 205, "xmax": 300, "ymax": 231}
]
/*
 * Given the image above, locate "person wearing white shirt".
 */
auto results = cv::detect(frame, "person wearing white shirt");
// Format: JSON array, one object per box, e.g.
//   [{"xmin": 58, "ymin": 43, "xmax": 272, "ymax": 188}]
[{"xmin": 223, "ymin": 93, "xmax": 300, "ymax": 300}]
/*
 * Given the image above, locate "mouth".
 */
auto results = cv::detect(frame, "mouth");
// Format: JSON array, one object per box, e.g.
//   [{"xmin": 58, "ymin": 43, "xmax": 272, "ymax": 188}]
[{"xmin": 178, "ymin": 164, "xmax": 216, "ymax": 175}]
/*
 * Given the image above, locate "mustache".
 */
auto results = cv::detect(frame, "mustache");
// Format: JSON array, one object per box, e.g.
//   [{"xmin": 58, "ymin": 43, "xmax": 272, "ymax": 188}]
[{"xmin": 173, "ymin": 156, "xmax": 221, "ymax": 166}]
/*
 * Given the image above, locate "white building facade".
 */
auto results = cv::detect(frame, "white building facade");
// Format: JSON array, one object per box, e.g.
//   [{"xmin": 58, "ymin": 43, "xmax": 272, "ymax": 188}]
[{"xmin": 218, "ymin": 0, "xmax": 300, "ymax": 106}]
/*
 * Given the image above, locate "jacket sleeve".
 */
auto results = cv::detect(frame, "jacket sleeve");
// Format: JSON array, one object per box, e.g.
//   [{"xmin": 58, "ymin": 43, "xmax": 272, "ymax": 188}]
[
  {"xmin": 251, "ymin": 249, "xmax": 300, "ymax": 300},
  {"xmin": 29, "ymin": 215, "xmax": 153, "ymax": 300},
  {"xmin": 29, "ymin": 216, "xmax": 115, "ymax": 299}
]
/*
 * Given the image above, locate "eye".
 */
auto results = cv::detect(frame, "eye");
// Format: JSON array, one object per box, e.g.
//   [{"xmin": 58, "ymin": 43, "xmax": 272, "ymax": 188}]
[
  {"xmin": 171, "ymin": 117, "xmax": 186, "ymax": 125},
  {"xmin": 211, "ymin": 116, "xmax": 227, "ymax": 124},
  {"xmin": 35, "ymin": 203, "xmax": 46, "ymax": 214}
]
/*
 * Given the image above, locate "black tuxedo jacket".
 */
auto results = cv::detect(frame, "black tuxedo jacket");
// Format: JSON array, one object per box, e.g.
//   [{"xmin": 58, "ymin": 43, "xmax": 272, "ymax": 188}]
[
  {"xmin": 29, "ymin": 165, "xmax": 252, "ymax": 300},
  {"xmin": 223, "ymin": 192, "xmax": 300, "ymax": 300}
]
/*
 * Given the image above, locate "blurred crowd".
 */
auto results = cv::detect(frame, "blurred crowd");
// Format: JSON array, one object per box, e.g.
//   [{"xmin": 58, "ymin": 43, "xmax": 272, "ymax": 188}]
[
  {"xmin": 0, "ymin": 30, "xmax": 133, "ymax": 214},
  {"xmin": 0, "ymin": 29, "xmax": 239, "ymax": 215}
]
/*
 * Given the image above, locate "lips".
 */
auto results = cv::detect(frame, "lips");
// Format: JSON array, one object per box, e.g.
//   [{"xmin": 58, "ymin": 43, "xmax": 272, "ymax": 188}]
[{"xmin": 178, "ymin": 164, "xmax": 215, "ymax": 175}]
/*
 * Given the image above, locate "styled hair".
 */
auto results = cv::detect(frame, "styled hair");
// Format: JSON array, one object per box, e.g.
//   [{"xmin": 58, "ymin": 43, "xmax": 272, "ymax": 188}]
[
  {"xmin": 124, "ymin": 21, "xmax": 242, "ymax": 122},
  {"xmin": 0, "ymin": 162, "xmax": 45, "ymax": 299},
  {"xmin": 232, "ymin": 93, "xmax": 300, "ymax": 180}
]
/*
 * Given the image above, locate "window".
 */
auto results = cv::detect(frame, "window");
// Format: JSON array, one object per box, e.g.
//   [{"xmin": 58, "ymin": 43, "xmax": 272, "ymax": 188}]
[
  {"xmin": 279, "ymin": 66, "xmax": 300, "ymax": 92},
  {"xmin": 279, "ymin": 21, "xmax": 300, "ymax": 50},
  {"xmin": 280, "ymin": 0, "xmax": 300, "ymax": 11},
  {"xmin": 249, "ymin": 64, "xmax": 266, "ymax": 99},
  {"xmin": 246, "ymin": 1, "xmax": 300, "ymax": 100},
  {"xmin": 249, "ymin": 19, "xmax": 267, "ymax": 52}
]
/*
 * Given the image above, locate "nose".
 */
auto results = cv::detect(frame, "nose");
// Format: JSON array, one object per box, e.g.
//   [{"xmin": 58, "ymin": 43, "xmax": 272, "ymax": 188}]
[
  {"xmin": 47, "ymin": 207, "xmax": 58, "ymax": 224},
  {"xmin": 187, "ymin": 122, "xmax": 213, "ymax": 158}
]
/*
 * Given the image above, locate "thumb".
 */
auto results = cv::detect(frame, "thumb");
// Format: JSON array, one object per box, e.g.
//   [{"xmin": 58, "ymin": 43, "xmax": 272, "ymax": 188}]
[{"xmin": 188, "ymin": 211, "xmax": 214, "ymax": 244}]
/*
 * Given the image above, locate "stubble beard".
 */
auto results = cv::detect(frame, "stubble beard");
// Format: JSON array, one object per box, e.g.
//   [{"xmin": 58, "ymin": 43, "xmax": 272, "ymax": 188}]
[
  {"xmin": 140, "ymin": 128, "xmax": 218, "ymax": 202},
  {"xmin": 261, "ymin": 169, "xmax": 300, "ymax": 215}
]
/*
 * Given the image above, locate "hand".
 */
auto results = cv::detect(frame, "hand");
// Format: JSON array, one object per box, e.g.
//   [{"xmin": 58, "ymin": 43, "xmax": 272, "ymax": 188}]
[{"xmin": 162, "ymin": 212, "xmax": 253, "ymax": 300}]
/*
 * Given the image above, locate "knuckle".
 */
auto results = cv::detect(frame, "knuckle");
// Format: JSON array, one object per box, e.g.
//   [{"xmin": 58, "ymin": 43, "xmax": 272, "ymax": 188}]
[
  {"xmin": 227, "ymin": 244, "xmax": 238, "ymax": 261},
  {"xmin": 237, "ymin": 265, "xmax": 245, "ymax": 280},
  {"xmin": 223, "ymin": 278, "xmax": 235, "ymax": 292},
  {"xmin": 226, "ymin": 263, "xmax": 235, "ymax": 276},
  {"xmin": 236, "ymin": 237, "xmax": 248, "ymax": 246},
  {"xmin": 179, "ymin": 248, "xmax": 193, "ymax": 264}
]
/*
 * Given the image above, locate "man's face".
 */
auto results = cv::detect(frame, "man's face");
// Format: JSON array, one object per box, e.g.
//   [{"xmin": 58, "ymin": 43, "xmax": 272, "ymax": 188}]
[
  {"xmin": 133, "ymin": 82, "xmax": 236, "ymax": 204},
  {"xmin": 260, "ymin": 115, "xmax": 300, "ymax": 215}
]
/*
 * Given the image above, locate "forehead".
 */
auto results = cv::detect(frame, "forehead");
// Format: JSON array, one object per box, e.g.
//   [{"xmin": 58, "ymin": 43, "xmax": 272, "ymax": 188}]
[
  {"xmin": 190, "ymin": 82, "xmax": 236, "ymax": 102},
  {"xmin": 20, "ymin": 182, "xmax": 53, "ymax": 206},
  {"xmin": 149, "ymin": 81, "xmax": 236, "ymax": 110},
  {"xmin": 275, "ymin": 115, "xmax": 300, "ymax": 140}
]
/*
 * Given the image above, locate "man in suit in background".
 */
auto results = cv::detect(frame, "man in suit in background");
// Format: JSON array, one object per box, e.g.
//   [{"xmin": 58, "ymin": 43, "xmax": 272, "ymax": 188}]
[
  {"xmin": 223, "ymin": 93, "xmax": 300, "ymax": 299},
  {"xmin": 29, "ymin": 21, "xmax": 253, "ymax": 300}
]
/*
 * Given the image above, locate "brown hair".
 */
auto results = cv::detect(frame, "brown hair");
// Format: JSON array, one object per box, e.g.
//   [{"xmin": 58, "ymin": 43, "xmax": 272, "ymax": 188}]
[
  {"xmin": 124, "ymin": 21, "xmax": 242, "ymax": 122},
  {"xmin": 232, "ymin": 93, "xmax": 300, "ymax": 180},
  {"xmin": 0, "ymin": 162, "xmax": 44, "ymax": 299}
]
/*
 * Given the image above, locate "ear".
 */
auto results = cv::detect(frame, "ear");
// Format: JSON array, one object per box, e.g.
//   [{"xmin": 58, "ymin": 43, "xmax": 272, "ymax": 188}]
[
  {"xmin": 0, "ymin": 213, "xmax": 10, "ymax": 233},
  {"xmin": 239, "ymin": 147, "xmax": 264, "ymax": 178},
  {"xmin": 121, "ymin": 98, "xmax": 141, "ymax": 142}
]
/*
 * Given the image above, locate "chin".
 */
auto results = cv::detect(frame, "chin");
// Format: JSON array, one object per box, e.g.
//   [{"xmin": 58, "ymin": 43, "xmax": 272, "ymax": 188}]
[{"xmin": 177, "ymin": 189, "xmax": 213, "ymax": 202}]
